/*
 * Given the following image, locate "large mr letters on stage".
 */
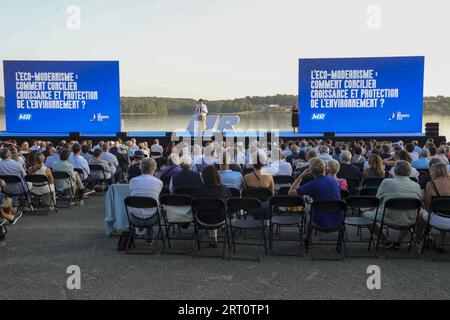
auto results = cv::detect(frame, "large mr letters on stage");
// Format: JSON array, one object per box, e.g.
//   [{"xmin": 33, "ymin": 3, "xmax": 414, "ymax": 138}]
[
  {"xmin": 3, "ymin": 60, "xmax": 121, "ymax": 133},
  {"xmin": 299, "ymin": 56, "xmax": 424, "ymax": 133}
]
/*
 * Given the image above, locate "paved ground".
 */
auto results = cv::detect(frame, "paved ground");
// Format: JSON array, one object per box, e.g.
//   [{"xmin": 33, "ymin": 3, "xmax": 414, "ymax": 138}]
[{"xmin": 1, "ymin": 194, "xmax": 450, "ymax": 300}]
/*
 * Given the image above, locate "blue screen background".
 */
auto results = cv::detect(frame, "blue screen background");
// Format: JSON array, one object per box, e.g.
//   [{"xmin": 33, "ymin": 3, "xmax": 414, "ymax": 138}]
[
  {"xmin": 3, "ymin": 60, "xmax": 121, "ymax": 133},
  {"xmin": 298, "ymin": 56, "xmax": 424, "ymax": 134}
]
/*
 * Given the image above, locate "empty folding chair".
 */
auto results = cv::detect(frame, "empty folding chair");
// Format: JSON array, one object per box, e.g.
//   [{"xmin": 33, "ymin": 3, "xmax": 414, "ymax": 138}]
[
  {"xmin": 124, "ymin": 196, "xmax": 165, "ymax": 254},
  {"xmin": 191, "ymin": 198, "xmax": 229, "ymax": 258},
  {"xmin": 0, "ymin": 175, "xmax": 33, "ymax": 213},
  {"xmin": 227, "ymin": 197, "xmax": 267, "ymax": 261},
  {"xmin": 269, "ymin": 195, "xmax": 305, "ymax": 256},
  {"xmin": 159, "ymin": 194, "xmax": 193, "ymax": 254},
  {"xmin": 52, "ymin": 171, "xmax": 78, "ymax": 207},
  {"xmin": 344, "ymin": 196, "xmax": 379, "ymax": 257},
  {"xmin": 306, "ymin": 200, "xmax": 347, "ymax": 261},
  {"xmin": 362, "ymin": 177, "xmax": 384, "ymax": 189},
  {"xmin": 375, "ymin": 198, "xmax": 422, "ymax": 259},
  {"xmin": 25, "ymin": 175, "xmax": 57, "ymax": 214},
  {"xmin": 421, "ymin": 197, "xmax": 450, "ymax": 261}
]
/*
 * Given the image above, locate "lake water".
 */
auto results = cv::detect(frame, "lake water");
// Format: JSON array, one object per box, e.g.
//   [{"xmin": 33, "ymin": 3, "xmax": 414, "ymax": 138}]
[{"xmin": 0, "ymin": 113, "xmax": 448, "ymax": 139}]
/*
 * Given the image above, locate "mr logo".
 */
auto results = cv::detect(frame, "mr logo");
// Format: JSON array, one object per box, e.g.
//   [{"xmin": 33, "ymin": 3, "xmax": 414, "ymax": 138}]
[
  {"xmin": 18, "ymin": 114, "xmax": 32, "ymax": 121},
  {"xmin": 311, "ymin": 113, "xmax": 326, "ymax": 120}
]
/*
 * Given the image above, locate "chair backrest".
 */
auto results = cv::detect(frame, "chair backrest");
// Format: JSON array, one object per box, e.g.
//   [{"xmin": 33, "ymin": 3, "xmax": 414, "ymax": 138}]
[
  {"xmin": 25, "ymin": 174, "xmax": 49, "ymax": 184},
  {"xmin": 409, "ymin": 177, "xmax": 418, "ymax": 183},
  {"xmin": 269, "ymin": 195, "xmax": 304, "ymax": 209},
  {"xmin": 151, "ymin": 151, "xmax": 162, "ymax": 158},
  {"xmin": 417, "ymin": 169, "xmax": 430, "ymax": 176},
  {"xmin": 277, "ymin": 186, "xmax": 290, "ymax": 196},
  {"xmin": 431, "ymin": 197, "xmax": 450, "ymax": 218},
  {"xmin": 345, "ymin": 177, "xmax": 360, "ymax": 195},
  {"xmin": 345, "ymin": 196, "xmax": 379, "ymax": 209},
  {"xmin": 340, "ymin": 189, "xmax": 350, "ymax": 199},
  {"xmin": 191, "ymin": 197, "xmax": 226, "ymax": 224},
  {"xmin": 226, "ymin": 197, "xmax": 261, "ymax": 213},
  {"xmin": 160, "ymin": 194, "xmax": 191, "ymax": 206},
  {"xmin": 124, "ymin": 196, "xmax": 158, "ymax": 209},
  {"xmin": 362, "ymin": 177, "xmax": 384, "ymax": 189},
  {"xmin": 243, "ymin": 168, "xmax": 254, "ymax": 175},
  {"xmin": 160, "ymin": 187, "xmax": 171, "ymax": 196},
  {"xmin": 89, "ymin": 164, "xmax": 106, "ymax": 179},
  {"xmin": 359, "ymin": 187, "xmax": 378, "ymax": 196},
  {"xmin": 384, "ymin": 198, "xmax": 422, "ymax": 211},
  {"xmin": 174, "ymin": 187, "xmax": 196, "ymax": 197},
  {"xmin": 74, "ymin": 168, "xmax": 84, "ymax": 177},
  {"xmin": 242, "ymin": 188, "xmax": 272, "ymax": 202},
  {"xmin": 52, "ymin": 171, "xmax": 71, "ymax": 180},
  {"xmin": 311, "ymin": 200, "xmax": 348, "ymax": 213},
  {"xmin": 0, "ymin": 175, "xmax": 22, "ymax": 184},
  {"xmin": 273, "ymin": 175, "xmax": 294, "ymax": 185},
  {"xmin": 228, "ymin": 187, "xmax": 241, "ymax": 198}
]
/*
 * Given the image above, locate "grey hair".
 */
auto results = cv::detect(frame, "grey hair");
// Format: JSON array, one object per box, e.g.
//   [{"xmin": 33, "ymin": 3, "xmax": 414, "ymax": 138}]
[
  {"xmin": 340, "ymin": 150, "xmax": 352, "ymax": 163},
  {"xmin": 430, "ymin": 163, "xmax": 449, "ymax": 179},
  {"xmin": 327, "ymin": 159, "xmax": 340, "ymax": 174},
  {"xmin": 0, "ymin": 148, "xmax": 11, "ymax": 160},
  {"xmin": 320, "ymin": 145, "xmax": 329, "ymax": 154},
  {"xmin": 140, "ymin": 157, "xmax": 157, "ymax": 175},
  {"xmin": 394, "ymin": 160, "xmax": 411, "ymax": 177}
]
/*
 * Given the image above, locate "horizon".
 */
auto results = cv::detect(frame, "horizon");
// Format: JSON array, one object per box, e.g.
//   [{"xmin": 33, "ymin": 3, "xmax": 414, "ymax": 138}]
[{"xmin": 1, "ymin": 0, "xmax": 450, "ymax": 99}]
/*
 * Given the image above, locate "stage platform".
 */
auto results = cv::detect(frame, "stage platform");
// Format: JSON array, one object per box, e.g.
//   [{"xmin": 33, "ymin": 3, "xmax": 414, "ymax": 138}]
[{"xmin": 0, "ymin": 131, "xmax": 445, "ymax": 146}]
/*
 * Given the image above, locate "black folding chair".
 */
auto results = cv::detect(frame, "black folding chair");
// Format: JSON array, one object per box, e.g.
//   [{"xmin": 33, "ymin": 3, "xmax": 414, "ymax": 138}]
[
  {"xmin": 243, "ymin": 168, "xmax": 254, "ymax": 175},
  {"xmin": 273, "ymin": 175, "xmax": 294, "ymax": 191},
  {"xmin": 417, "ymin": 169, "xmax": 430, "ymax": 176},
  {"xmin": 174, "ymin": 187, "xmax": 196, "ymax": 198},
  {"xmin": 159, "ymin": 194, "xmax": 193, "ymax": 255},
  {"xmin": 359, "ymin": 187, "xmax": 378, "ymax": 196},
  {"xmin": 124, "ymin": 196, "xmax": 165, "ymax": 254},
  {"xmin": 242, "ymin": 188, "xmax": 272, "ymax": 219},
  {"xmin": 421, "ymin": 197, "xmax": 450, "ymax": 261},
  {"xmin": 24, "ymin": 175, "xmax": 57, "ymax": 214},
  {"xmin": 160, "ymin": 187, "xmax": 171, "ymax": 196},
  {"xmin": 269, "ymin": 196, "xmax": 305, "ymax": 256},
  {"xmin": 88, "ymin": 164, "xmax": 109, "ymax": 191},
  {"xmin": 52, "ymin": 171, "xmax": 78, "ymax": 207},
  {"xmin": 191, "ymin": 198, "xmax": 229, "ymax": 258},
  {"xmin": 0, "ymin": 175, "xmax": 33, "ymax": 213},
  {"xmin": 346, "ymin": 177, "xmax": 361, "ymax": 195},
  {"xmin": 227, "ymin": 197, "xmax": 267, "ymax": 261},
  {"xmin": 362, "ymin": 177, "xmax": 384, "ymax": 189},
  {"xmin": 228, "ymin": 188, "xmax": 241, "ymax": 198},
  {"xmin": 344, "ymin": 196, "xmax": 379, "ymax": 258},
  {"xmin": 151, "ymin": 152, "xmax": 164, "ymax": 169},
  {"xmin": 160, "ymin": 175, "xmax": 172, "ymax": 187},
  {"xmin": 306, "ymin": 200, "xmax": 347, "ymax": 261},
  {"xmin": 340, "ymin": 190, "xmax": 350, "ymax": 200},
  {"xmin": 277, "ymin": 186, "xmax": 290, "ymax": 196},
  {"xmin": 375, "ymin": 198, "xmax": 422, "ymax": 259}
]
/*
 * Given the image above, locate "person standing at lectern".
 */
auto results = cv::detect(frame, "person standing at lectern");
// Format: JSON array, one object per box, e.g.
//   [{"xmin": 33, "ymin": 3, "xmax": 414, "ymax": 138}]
[{"xmin": 195, "ymin": 99, "xmax": 208, "ymax": 133}]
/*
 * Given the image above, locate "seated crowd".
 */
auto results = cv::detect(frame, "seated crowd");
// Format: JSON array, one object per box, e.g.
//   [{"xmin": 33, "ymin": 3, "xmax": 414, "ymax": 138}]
[{"xmin": 1, "ymin": 136, "xmax": 450, "ymax": 252}]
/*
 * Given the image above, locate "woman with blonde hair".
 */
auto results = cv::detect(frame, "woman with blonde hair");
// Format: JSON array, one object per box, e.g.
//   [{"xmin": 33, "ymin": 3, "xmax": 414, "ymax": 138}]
[{"xmin": 363, "ymin": 154, "xmax": 385, "ymax": 178}]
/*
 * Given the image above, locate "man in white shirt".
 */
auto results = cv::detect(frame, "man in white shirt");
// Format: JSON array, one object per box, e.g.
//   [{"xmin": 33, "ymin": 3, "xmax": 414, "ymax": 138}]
[
  {"xmin": 195, "ymin": 99, "xmax": 208, "ymax": 133},
  {"xmin": 128, "ymin": 158, "xmax": 163, "ymax": 242},
  {"xmin": 150, "ymin": 139, "xmax": 164, "ymax": 158},
  {"xmin": 0, "ymin": 148, "xmax": 27, "ymax": 196},
  {"xmin": 69, "ymin": 143, "xmax": 90, "ymax": 180}
]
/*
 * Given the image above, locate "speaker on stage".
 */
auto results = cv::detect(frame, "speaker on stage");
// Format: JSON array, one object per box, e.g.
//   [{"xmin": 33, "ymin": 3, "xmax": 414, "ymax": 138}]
[
  {"xmin": 425, "ymin": 123, "xmax": 439, "ymax": 137},
  {"xmin": 324, "ymin": 132, "xmax": 335, "ymax": 137}
]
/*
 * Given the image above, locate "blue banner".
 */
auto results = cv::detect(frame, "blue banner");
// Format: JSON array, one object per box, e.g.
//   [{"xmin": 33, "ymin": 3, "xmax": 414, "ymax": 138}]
[
  {"xmin": 299, "ymin": 56, "xmax": 424, "ymax": 133},
  {"xmin": 3, "ymin": 60, "xmax": 121, "ymax": 133}
]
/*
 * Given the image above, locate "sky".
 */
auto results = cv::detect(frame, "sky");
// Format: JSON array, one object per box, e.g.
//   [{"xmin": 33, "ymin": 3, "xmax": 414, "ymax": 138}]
[{"xmin": 1, "ymin": 0, "xmax": 450, "ymax": 99}]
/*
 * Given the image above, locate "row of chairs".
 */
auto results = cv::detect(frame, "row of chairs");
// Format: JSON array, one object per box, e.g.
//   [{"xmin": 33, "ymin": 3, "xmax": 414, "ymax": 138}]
[{"xmin": 122, "ymin": 191, "xmax": 450, "ymax": 261}]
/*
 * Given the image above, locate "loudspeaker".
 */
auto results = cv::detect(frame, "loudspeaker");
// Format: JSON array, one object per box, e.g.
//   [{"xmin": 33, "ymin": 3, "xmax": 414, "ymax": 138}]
[
  {"xmin": 425, "ymin": 122, "xmax": 439, "ymax": 137},
  {"xmin": 324, "ymin": 132, "xmax": 335, "ymax": 137}
]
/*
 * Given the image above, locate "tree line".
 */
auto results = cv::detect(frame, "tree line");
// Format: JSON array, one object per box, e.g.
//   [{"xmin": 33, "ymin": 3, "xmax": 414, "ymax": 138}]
[{"xmin": 0, "ymin": 95, "xmax": 448, "ymax": 114}]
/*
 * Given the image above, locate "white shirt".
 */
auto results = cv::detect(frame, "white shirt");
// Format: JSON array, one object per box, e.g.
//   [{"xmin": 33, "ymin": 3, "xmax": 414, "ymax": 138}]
[
  {"xmin": 101, "ymin": 152, "xmax": 119, "ymax": 175},
  {"xmin": 261, "ymin": 160, "xmax": 292, "ymax": 176},
  {"xmin": 69, "ymin": 154, "xmax": 90, "ymax": 180},
  {"xmin": 151, "ymin": 144, "xmax": 163, "ymax": 155},
  {"xmin": 195, "ymin": 103, "xmax": 208, "ymax": 116},
  {"xmin": 129, "ymin": 175, "xmax": 163, "ymax": 219}
]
